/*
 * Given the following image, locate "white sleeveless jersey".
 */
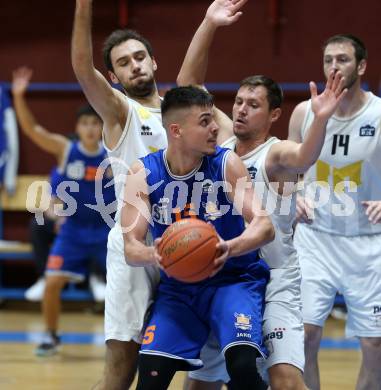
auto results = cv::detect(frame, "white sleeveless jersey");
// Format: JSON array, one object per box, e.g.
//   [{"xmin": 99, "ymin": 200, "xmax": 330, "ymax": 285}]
[
  {"xmin": 222, "ymin": 136, "xmax": 298, "ymax": 269},
  {"xmin": 104, "ymin": 96, "xmax": 168, "ymax": 252},
  {"xmin": 301, "ymin": 92, "xmax": 381, "ymax": 236}
]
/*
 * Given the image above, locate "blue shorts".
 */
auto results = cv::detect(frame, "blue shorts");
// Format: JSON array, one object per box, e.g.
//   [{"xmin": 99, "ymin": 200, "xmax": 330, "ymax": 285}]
[
  {"xmin": 46, "ymin": 220, "xmax": 108, "ymax": 281},
  {"xmin": 140, "ymin": 265, "xmax": 268, "ymax": 369}
]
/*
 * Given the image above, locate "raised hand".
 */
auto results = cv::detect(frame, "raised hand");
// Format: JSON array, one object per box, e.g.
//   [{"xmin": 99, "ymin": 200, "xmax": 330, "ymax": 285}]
[
  {"xmin": 205, "ymin": 0, "xmax": 248, "ymax": 27},
  {"xmin": 311, "ymin": 70, "xmax": 347, "ymax": 120},
  {"xmin": 12, "ymin": 67, "xmax": 33, "ymax": 96}
]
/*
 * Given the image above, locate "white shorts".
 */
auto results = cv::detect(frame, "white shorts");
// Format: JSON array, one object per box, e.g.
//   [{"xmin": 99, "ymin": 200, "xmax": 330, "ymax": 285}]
[
  {"xmin": 294, "ymin": 224, "xmax": 381, "ymax": 338},
  {"xmin": 262, "ymin": 301, "xmax": 304, "ymax": 371},
  {"xmin": 188, "ymin": 272, "xmax": 305, "ymax": 383},
  {"xmin": 104, "ymin": 225, "xmax": 160, "ymax": 343},
  {"xmin": 188, "ymin": 333, "xmax": 230, "ymax": 384}
]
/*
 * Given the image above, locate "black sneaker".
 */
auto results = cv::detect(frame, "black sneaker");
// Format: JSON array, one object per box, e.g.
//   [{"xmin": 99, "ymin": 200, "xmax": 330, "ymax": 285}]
[{"xmin": 34, "ymin": 333, "xmax": 61, "ymax": 357}]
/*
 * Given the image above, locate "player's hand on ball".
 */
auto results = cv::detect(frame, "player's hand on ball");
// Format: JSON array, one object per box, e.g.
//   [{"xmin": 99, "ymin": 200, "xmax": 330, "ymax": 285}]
[
  {"xmin": 362, "ymin": 200, "xmax": 381, "ymax": 224},
  {"xmin": 153, "ymin": 238, "xmax": 164, "ymax": 269},
  {"xmin": 210, "ymin": 236, "xmax": 230, "ymax": 277}
]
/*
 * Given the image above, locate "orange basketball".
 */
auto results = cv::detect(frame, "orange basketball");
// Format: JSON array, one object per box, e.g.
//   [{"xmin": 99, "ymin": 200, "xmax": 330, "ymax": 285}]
[{"xmin": 158, "ymin": 218, "xmax": 219, "ymax": 283}]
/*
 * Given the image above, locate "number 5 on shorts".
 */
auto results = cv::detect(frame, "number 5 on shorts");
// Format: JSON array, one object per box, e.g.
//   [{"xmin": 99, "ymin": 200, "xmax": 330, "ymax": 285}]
[{"xmin": 142, "ymin": 325, "xmax": 156, "ymax": 345}]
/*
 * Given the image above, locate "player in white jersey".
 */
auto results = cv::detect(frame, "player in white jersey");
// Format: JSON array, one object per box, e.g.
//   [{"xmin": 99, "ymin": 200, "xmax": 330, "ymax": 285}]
[
  {"xmin": 289, "ymin": 34, "xmax": 381, "ymax": 390},
  {"xmin": 71, "ymin": 1, "xmax": 168, "ymax": 388},
  {"xmin": 176, "ymin": 1, "xmax": 346, "ymax": 389}
]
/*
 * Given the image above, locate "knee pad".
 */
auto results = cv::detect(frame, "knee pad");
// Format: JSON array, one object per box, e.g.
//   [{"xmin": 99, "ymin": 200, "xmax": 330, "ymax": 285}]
[
  {"xmin": 225, "ymin": 345, "xmax": 267, "ymax": 390},
  {"xmin": 136, "ymin": 353, "xmax": 189, "ymax": 390}
]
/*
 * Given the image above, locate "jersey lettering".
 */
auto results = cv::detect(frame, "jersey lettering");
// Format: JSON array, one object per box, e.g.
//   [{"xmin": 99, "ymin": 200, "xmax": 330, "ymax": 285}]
[
  {"xmin": 173, "ymin": 203, "xmax": 197, "ymax": 221},
  {"xmin": 142, "ymin": 325, "xmax": 156, "ymax": 345},
  {"xmin": 331, "ymin": 134, "xmax": 350, "ymax": 156}
]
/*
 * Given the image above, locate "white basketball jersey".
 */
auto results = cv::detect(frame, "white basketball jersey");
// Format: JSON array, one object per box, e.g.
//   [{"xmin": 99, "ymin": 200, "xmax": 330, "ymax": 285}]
[
  {"xmin": 222, "ymin": 136, "xmax": 298, "ymax": 269},
  {"xmin": 301, "ymin": 92, "xmax": 381, "ymax": 236},
  {"xmin": 104, "ymin": 96, "xmax": 168, "ymax": 219},
  {"xmin": 104, "ymin": 96, "xmax": 168, "ymax": 253}
]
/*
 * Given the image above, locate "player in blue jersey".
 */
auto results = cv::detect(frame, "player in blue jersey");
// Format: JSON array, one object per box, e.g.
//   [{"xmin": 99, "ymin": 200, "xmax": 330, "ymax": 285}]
[
  {"xmin": 121, "ymin": 86, "xmax": 274, "ymax": 390},
  {"xmin": 12, "ymin": 67, "xmax": 115, "ymax": 356},
  {"xmin": 25, "ymin": 168, "xmax": 65, "ymax": 301}
]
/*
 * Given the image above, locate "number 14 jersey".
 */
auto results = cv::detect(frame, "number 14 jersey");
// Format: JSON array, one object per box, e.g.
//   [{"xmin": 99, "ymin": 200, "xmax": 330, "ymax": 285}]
[{"xmin": 301, "ymin": 92, "xmax": 381, "ymax": 235}]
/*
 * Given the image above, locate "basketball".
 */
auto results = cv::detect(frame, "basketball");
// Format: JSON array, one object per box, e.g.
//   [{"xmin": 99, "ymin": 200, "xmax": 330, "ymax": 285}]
[{"xmin": 158, "ymin": 218, "xmax": 219, "ymax": 283}]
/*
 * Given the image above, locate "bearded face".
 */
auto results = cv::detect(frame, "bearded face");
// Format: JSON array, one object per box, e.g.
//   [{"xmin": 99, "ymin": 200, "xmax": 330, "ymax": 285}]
[
  {"xmin": 110, "ymin": 39, "xmax": 157, "ymax": 98},
  {"xmin": 123, "ymin": 74, "xmax": 155, "ymax": 98},
  {"xmin": 323, "ymin": 42, "xmax": 361, "ymax": 91}
]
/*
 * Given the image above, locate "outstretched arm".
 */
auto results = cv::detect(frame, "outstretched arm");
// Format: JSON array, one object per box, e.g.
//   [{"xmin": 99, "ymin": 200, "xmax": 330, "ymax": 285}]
[
  {"xmin": 12, "ymin": 67, "xmax": 67, "ymax": 161},
  {"xmin": 71, "ymin": 0, "xmax": 128, "ymax": 149},
  {"xmin": 268, "ymin": 70, "xmax": 347, "ymax": 175},
  {"xmin": 121, "ymin": 161, "xmax": 161, "ymax": 267},
  {"xmin": 177, "ymin": 0, "xmax": 247, "ymax": 87},
  {"xmin": 177, "ymin": 0, "xmax": 248, "ymax": 144}
]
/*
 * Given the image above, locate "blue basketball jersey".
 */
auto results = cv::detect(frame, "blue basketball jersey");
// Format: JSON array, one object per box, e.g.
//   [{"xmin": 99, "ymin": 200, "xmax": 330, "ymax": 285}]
[
  {"xmin": 141, "ymin": 146, "xmax": 261, "ymax": 285},
  {"xmin": 49, "ymin": 167, "xmax": 62, "ymax": 197},
  {"xmin": 140, "ymin": 147, "xmax": 269, "ymax": 364},
  {"xmin": 58, "ymin": 141, "xmax": 115, "ymax": 226}
]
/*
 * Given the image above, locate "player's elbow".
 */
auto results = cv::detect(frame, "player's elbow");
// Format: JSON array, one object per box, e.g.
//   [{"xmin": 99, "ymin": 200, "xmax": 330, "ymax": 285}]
[
  {"xmin": 261, "ymin": 217, "xmax": 275, "ymax": 245},
  {"xmin": 289, "ymin": 154, "xmax": 317, "ymax": 174},
  {"xmin": 124, "ymin": 252, "xmax": 140, "ymax": 267},
  {"xmin": 123, "ymin": 241, "xmax": 140, "ymax": 267},
  {"xmin": 296, "ymin": 162, "xmax": 313, "ymax": 174},
  {"xmin": 176, "ymin": 73, "xmax": 199, "ymax": 87}
]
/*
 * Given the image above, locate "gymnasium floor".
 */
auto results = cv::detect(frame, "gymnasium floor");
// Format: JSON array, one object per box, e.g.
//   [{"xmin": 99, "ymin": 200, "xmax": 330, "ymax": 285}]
[{"xmin": 0, "ymin": 309, "xmax": 361, "ymax": 389}]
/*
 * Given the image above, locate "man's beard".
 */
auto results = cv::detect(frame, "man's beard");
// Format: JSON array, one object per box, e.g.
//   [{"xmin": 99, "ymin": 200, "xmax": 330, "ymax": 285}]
[
  {"xmin": 343, "ymin": 69, "xmax": 359, "ymax": 90},
  {"xmin": 124, "ymin": 76, "xmax": 155, "ymax": 98}
]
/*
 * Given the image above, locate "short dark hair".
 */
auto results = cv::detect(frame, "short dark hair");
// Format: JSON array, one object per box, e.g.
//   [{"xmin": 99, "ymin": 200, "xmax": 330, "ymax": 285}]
[
  {"xmin": 323, "ymin": 34, "xmax": 367, "ymax": 63},
  {"xmin": 76, "ymin": 104, "xmax": 101, "ymax": 120},
  {"xmin": 161, "ymin": 86, "xmax": 214, "ymax": 118},
  {"xmin": 102, "ymin": 29, "xmax": 154, "ymax": 71},
  {"xmin": 239, "ymin": 75, "xmax": 283, "ymax": 110}
]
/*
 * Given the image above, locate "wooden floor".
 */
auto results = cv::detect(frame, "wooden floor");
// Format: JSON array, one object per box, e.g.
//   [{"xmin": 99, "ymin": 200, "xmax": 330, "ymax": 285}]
[{"xmin": 0, "ymin": 310, "xmax": 361, "ymax": 389}]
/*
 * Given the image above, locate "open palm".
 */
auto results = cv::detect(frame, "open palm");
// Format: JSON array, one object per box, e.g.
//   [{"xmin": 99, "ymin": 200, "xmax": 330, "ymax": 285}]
[
  {"xmin": 12, "ymin": 67, "xmax": 33, "ymax": 96},
  {"xmin": 311, "ymin": 70, "xmax": 347, "ymax": 119},
  {"xmin": 206, "ymin": 0, "xmax": 248, "ymax": 26}
]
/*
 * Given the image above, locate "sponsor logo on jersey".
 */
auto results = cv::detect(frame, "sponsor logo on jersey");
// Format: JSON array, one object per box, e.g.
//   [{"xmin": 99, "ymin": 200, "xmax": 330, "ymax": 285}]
[
  {"xmin": 202, "ymin": 179, "xmax": 214, "ymax": 193},
  {"xmin": 359, "ymin": 124, "xmax": 376, "ymax": 136},
  {"xmin": 234, "ymin": 313, "xmax": 252, "ymax": 331},
  {"xmin": 374, "ymin": 306, "xmax": 381, "ymax": 314},
  {"xmin": 203, "ymin": 201, "xmax": 223, "ymax": 221},
  {"xmin": 247, "ymin": 166, "xmax": 258, "ymax": 180},
  {"xmin": 65, "ymin": 160, "xmax": 102, "ymax": 181},
  {"xmin": 141, "ymin": 125, "xmax": 153, "ymax": 136},
  {"xmin": 236, "ymin": 332, "xmax": 252, "ymax": 338},
  {"xmin": 264, "ymin": 328, "xmax": 286, "ymax": 342},
  {"xmin": 66, "ymin": 160, "xmax": 86, "ymax": 180},
  {"xmin": 152, "ymin": 198, "xmax": 171, "ymax": 225}
]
